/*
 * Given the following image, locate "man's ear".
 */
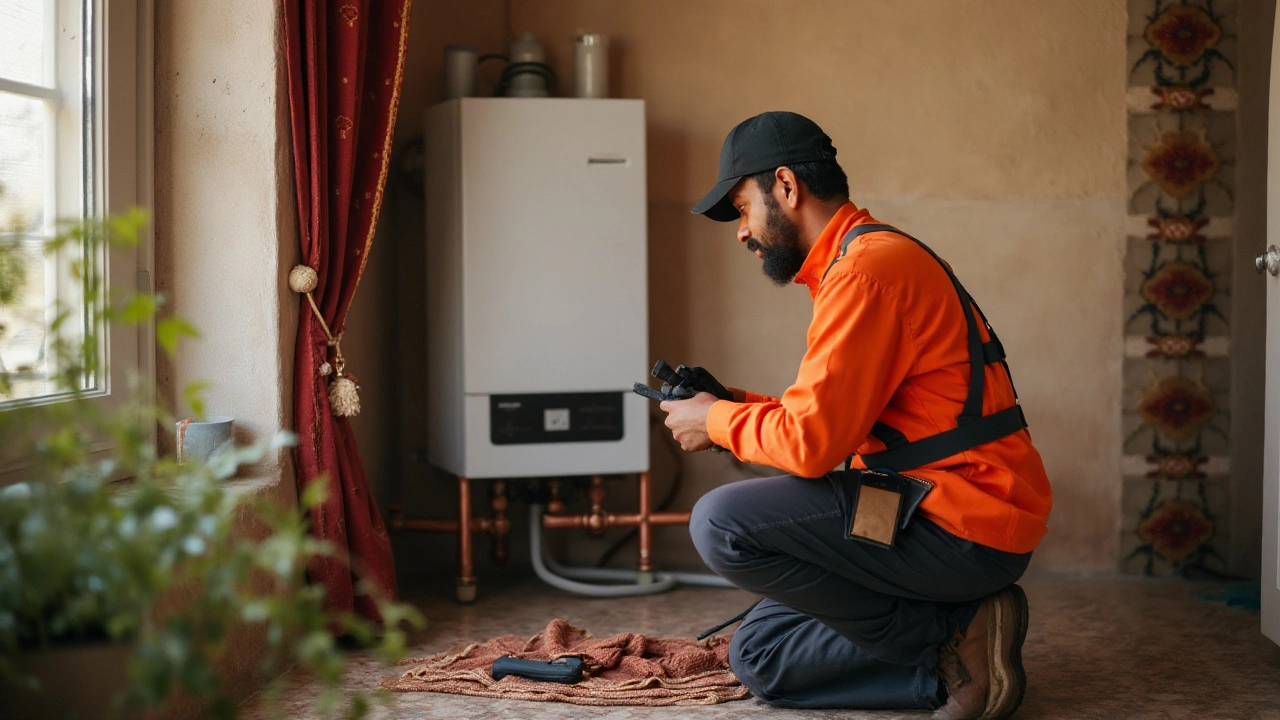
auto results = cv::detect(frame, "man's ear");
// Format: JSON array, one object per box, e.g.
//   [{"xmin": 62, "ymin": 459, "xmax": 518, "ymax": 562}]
[{"xmin": 776, "ymin": 166, "xmax": 801, "ymax": 210}]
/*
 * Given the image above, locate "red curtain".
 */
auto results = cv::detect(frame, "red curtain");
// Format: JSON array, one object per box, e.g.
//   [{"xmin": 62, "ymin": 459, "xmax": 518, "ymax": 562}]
[{"xmin": 281, "ymin": 0, "xmax": 411, "ymax": 621}]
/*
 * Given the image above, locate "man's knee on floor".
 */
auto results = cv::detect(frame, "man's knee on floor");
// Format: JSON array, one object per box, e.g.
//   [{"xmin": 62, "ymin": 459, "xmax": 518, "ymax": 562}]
[
  {"xmin": 728, "ymin": 621, "xmax": 787, "ymax": 702},
  {"xmin": 689, "ymin": 484, "xmax": 744, "ymax": 573}
]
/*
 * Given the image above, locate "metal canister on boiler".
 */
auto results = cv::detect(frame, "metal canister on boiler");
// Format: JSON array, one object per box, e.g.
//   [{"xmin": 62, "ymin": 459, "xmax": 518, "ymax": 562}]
[{"xmin": 573, "ymin": 33, "xmax": 608, "ymax": 99}]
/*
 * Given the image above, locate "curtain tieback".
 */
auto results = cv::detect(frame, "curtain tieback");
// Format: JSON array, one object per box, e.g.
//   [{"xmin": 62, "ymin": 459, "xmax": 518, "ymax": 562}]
[{"xmin": 289, "ymin": 265, "xmax": 361, "ymax": 417}]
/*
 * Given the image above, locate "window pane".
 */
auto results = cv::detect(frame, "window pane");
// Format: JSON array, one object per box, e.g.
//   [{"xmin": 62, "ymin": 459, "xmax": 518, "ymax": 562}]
[
  {"xmin": 0, "ymin": 0, "xmax": 46, "ymax": 86},
  {"xmin": 0, "ymin": 91, "xmax": 49, "ymax": 233},
  {"xmin": 0, "ymin": 239, "xmax": 52, "ymax": 400},
  {"xmin": 0, "ymin": 0, "xmax": 89, "ymax": 408}
]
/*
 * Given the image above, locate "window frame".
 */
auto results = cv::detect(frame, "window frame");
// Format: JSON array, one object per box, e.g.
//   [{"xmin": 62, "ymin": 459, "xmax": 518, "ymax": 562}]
[
  {"xmin": 98, "ymin": 0, "xmax": 155, "ymax": 415},
  {"xmin": 0, "ymin": 0, "xmax": 86, "ymax": 405},
  {"xmin": 0, "ymin": 0, "xmax": 154, "ymax": 473}
]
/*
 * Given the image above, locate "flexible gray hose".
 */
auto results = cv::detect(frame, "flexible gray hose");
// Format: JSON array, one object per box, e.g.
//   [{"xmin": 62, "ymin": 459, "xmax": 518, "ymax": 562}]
[
  {"xmin": 529, "ymin": 505, "xmax": 734, "ymax": 596},
  {"xmin": 530, "ymin": 505, "xmax": 677, "ymax": 596},
  {"xmin": 542, "ymin": 536, "xmax": 734, "ymax": 587}
]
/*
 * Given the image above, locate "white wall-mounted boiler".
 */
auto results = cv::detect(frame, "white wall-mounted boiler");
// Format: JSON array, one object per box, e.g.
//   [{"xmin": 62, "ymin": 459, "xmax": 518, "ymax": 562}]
[{"xmin": 425, "ymin": 98, "xmax": 649, "ymax": 479}]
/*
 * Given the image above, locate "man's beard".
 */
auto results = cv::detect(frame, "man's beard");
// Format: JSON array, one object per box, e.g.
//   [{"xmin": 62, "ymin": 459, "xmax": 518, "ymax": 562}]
[{"xmin": 745, "ymin": 194, "xmax": 807, "ymax": 286}]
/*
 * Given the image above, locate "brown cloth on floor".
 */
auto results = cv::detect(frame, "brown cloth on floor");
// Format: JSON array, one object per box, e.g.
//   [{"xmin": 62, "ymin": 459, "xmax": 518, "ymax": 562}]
[{"xmin": 380, "ymin": 619, "xmax": 750, "ymax": 706}]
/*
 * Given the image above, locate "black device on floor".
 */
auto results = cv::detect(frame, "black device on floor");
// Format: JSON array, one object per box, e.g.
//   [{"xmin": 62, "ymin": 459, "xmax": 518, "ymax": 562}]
[{"xmin": 491, "ymin": 656, "xmax": 585, "ymax": 684}]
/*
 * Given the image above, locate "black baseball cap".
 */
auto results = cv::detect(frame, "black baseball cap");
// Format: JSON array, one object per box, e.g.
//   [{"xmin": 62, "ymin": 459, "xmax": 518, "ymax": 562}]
[{"xmin": 691, "ymin": 111, "xmax": 838, "ymax": 222}]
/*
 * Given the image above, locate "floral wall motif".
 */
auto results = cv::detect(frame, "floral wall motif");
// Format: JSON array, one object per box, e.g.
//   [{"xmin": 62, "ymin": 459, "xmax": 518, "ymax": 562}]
[{"xmin": 1123, "ymin": 0, "xmax": 1237, "ymax": 575}]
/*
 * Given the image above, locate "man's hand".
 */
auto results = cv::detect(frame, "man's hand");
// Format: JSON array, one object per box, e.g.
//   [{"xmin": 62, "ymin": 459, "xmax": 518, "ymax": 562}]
[{"xmin": 659, "ymin": 391, "xmax": 719, "ymax": 452}]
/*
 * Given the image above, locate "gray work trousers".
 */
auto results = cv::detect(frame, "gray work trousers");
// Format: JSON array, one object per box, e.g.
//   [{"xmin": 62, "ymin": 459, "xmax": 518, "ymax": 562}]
[{"xmin": 690, "ymin": 473, "xmax": 1031, "ymax": 709}]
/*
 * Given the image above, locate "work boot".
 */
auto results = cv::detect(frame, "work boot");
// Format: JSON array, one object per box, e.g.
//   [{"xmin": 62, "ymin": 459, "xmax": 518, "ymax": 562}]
[{"xmin": 932, "ymin": 584, "xmax": 1029, "ymax": 720}]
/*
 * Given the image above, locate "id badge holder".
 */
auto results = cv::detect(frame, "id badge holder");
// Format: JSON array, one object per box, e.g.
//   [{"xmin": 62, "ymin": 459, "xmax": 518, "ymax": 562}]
[{"xmin": 844, "ymin": 469, "xmax": 934, "ymax": 549}]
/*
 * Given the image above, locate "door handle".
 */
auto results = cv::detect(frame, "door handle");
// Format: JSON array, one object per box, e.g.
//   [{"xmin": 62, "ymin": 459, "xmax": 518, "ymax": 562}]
[{"xmin": 1256, "ymin": 245, "xmax": 1280, "ymax": 276}]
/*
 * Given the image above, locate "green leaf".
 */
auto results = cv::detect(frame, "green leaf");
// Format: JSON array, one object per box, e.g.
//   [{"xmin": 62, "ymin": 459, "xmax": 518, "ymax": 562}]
[
  {"xmin": 231, "ymin": 435, "xmax": 275, "ymax": 467},
  {"xmin": 317, "ymin": 687, "xmax": 341, "ymax": 717},
  {"xmin": 179, "ymin": 654, "xmax": 216, "ymax": 698},
  {"xmin": 338, "ymin": 615, "xmax": 375, "ymax": 647},
  {"xmin": 240, "ymin": 599, "xmax": 272, "ymax": 623},
  {"xmin": 0, "ymin": 239, "xmax": 29, "ymax": 306},
  {"xmin": 300, "ymin": 479, "xmax": 328, "ymax": 510},
  {"xmin": 181, "ymin": 381, "xmax": 210, "ymax": 420},
  {"xmin": 271, "ymin": 430, "xmax": 298, "ymax": 450},
  {"xmin": 296, "ymin": 629, "xmax": 334, "ymax": 665},
  {"xmin": 205, "ymin": 443, "xmax": 239, "ymax": 480},
  {"xmin": 378, "ymin": 601, "xmax": 426, "ymax": 633},
  {"xmin": 119, "ymin": 293, "xmax": 159, "ymax": 323},
  {"xmin": 49, "ymin": 307, "xmax": 70, "ymax": 333},
  {"xmin": 108, "ymin": 207, "xmax": 147, "ymax": 246},
  {"xmin": 210, "ymin": 697, "xmax": 237, "ymax": 720},
  {"xmin": 376, "ymin": 630, "xmax": 407, "ymax": 665},
  {"xmin": 347, "ymin": 692, "xmax": 370, "ymax": 720},
  {"xmin": 156, "ymin": 317, "xmax": 200, "ymax": 355}
]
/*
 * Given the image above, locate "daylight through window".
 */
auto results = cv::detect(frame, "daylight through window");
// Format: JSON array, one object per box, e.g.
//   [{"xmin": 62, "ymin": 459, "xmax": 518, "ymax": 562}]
[{"xmin": 0, "ymin": 0, "xmax": 93, "ymax": 404}]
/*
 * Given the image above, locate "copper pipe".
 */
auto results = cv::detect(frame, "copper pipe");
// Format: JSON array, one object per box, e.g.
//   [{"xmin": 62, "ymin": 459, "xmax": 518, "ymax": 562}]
[
  {"xmin": 547, "ymin": 479, "xmax": 564, "ymax": 514},
  {"xmin": 397, "ymin": 517, "xmax": 457, "ymax": 533},
  {"xmin": 393, "ymin": 517, "xmax": 495, "ymax": 533},
  {"xmin": 387, "ymin": 504, "xmax": 406, "ymax": 532},
  {"xmin": 490, "ymin": 480, "xmax": 509, "ymax": 565},
  {"xmin": 585, "ymin": 475, "xmax": 608, "ymax": 535},
  {"xmin": 638, "ymin": 471, "xmax": 652, "ymax": 572},
  {"xmin": 457, "ymin": 475, "xmax": 475, "ymax": 589},
  {"xmin": 394, "ymin": 473, "xmax": 696, "ymax": 597},
  {"xmin": 541, "ymin": 510, "xmax": 690, "ymax": 529}
]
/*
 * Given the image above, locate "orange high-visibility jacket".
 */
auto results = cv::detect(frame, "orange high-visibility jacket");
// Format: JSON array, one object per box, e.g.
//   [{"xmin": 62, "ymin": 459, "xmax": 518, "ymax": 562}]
[{"xmin": 706, "ymin": 203, "xmax": 1053, "ymax": 554}]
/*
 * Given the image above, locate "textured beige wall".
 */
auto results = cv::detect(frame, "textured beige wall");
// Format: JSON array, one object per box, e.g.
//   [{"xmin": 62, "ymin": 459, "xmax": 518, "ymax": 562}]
[
  {"xmin": 155, "ymin": 0, "xmax": 297, "ymax": 463},
  {"xmin": 512, "ymin": 0, "xmax": 1126, "ymax": 202},
  {"xmin": 153, "ymin": 0, "xmax": 298, "ymax": 715},
  {"xmin": 506, "ymin": 0, "xmax": 1130, "ymax": 572}
]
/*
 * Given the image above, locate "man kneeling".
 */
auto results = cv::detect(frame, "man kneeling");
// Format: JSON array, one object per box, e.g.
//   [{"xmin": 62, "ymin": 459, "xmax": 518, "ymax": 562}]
[{"xmin": 659, "ymin": 112, "xmax": 1052, "ymax": 720}]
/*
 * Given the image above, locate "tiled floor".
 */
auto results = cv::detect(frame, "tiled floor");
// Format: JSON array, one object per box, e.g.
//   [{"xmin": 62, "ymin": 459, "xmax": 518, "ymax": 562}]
[{"xmin": 241, "ymin": 572, "xmax": 1280, "ymax": 719}]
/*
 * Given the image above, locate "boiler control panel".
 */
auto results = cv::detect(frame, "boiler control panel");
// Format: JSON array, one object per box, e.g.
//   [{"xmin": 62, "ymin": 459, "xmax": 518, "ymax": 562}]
[{"xmin": 489, "ymin": 392, "xmax": 624, "ymax": 445}]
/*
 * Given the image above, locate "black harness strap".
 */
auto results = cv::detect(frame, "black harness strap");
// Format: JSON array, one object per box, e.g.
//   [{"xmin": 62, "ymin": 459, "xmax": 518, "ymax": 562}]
[
  {"xmin": 863, "ymin": 406, "xmax": 1027, "ymax": 472},
  {"xmin": 822, "ymin": 224, "xmax": 1027, "ymax": 472},
  {"xmin": 870, "ymin": 421, "xmax": 909, "ymax": 449},
  {"xmin": 973, "ymin": 302, "xmax": 1021, "ymax": 402},
  {"xmin": 983, "ymin": 339, "xmax": 1005, "ymax": 364}
]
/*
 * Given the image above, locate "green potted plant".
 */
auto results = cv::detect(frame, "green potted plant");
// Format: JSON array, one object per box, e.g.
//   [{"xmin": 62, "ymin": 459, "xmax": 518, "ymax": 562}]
[{"xmin": 0, "ymin": 210, "xmax": 423, "ymax": 719}]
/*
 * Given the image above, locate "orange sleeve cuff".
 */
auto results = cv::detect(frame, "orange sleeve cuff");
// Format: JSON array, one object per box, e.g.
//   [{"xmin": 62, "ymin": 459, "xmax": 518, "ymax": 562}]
[
  {"xmin": 707, "ymin": 400, "xmax": 737, "ymax": 449},
  {"xmin": 727, "ymin": 387, "xmax": 778, "ymax": 404}
]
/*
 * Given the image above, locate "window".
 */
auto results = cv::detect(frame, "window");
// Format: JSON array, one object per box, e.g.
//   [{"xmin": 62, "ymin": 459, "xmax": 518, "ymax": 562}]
[{"xmin": 0, "ymin": 0, "xmax": 149, "ymax": 407}]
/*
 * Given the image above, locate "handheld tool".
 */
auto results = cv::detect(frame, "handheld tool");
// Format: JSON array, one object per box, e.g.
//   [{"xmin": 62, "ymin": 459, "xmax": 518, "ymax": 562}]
[
  {"xmin": 632, "ymin": 360, "xmax": 734, "ymax": 403},
  {"xmin": 633, "ymin": 360, "xmax": 735, "ymax": 453},
  {"xmin": 491, "ymin": 656, "xmax": 585, "ymax": 684}
]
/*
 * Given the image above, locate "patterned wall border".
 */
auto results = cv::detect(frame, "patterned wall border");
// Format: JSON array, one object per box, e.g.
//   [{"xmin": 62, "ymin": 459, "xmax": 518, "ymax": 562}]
[{"xmin": 1122, "ymin": 0, "xmax": 1237, "ymax": 575}]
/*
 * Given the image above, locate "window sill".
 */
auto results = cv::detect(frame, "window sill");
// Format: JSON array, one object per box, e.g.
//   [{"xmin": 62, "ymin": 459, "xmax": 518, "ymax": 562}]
[
  {"xmin": 222, "ymin": 472, "xmax": 282, "ymax": 499},
  {"xmin": 224, "ymin": 460, "xmax": 296, "ymax": 508}
]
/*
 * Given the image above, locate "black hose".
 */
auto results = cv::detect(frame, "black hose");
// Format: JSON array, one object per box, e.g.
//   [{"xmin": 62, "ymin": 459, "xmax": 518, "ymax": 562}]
[{"xmin": 494, "ymin": 61, "xmax": 557, "ymax": 97}]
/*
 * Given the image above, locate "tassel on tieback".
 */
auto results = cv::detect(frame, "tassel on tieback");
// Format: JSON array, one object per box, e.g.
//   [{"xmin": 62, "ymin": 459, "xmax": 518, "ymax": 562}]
[
  {"xmin": 290, "ymin": 264, "xmax": 362, "ymax": 417},
  {"xmin": 329, "ymin": 373, "xmax": 361, "ymax": 417}
]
